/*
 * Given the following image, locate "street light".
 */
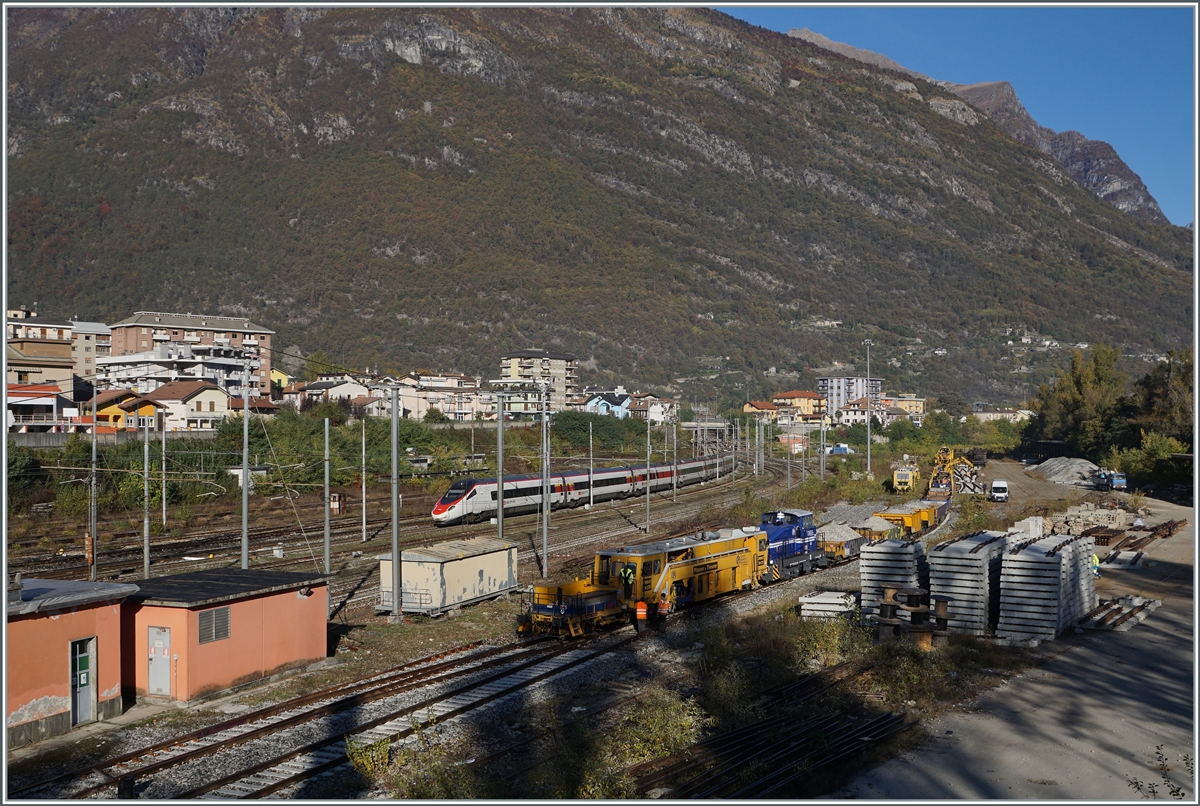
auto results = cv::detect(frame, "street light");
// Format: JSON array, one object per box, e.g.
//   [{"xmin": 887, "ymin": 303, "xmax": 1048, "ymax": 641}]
[{"xmin": 863, "ymin": 339, "xmax": 873, "ymax": 480}]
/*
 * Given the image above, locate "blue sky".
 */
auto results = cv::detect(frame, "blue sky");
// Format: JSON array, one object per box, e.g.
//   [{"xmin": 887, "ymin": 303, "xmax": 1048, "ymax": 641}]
[{"xmin": 715, "ymin": 6, "xmax": 1196, "ymax": 227}]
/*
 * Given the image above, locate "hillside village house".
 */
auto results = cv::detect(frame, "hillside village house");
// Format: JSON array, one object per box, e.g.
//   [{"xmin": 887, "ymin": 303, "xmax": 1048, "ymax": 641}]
[
  {"xmin": 6, "ymin": 384, "xmax": 79, "ymax": 433},
  {"xmin": 84, "ymin": 389, "xmax": 144, "ymax": 432},
  {"xmin": 972, "ymin": 407, "xmax": 1031, "ymax": 424},
  {"xmin": 743, "ymin": 400, "xmax": 779, "ymax": 422},
  {"xmin": 833, "ymin": 397, "xmax": 915, "ymax": 427},
  {"xmin": 107, "ymin": 311, "xmax": 273, "ymax": 395},
  {"xmin": 770, "ymin": 390, "xmax": 826, "ymax": 424},
  {"xmin": 628, "ymin": 393, "xmax": 675, "ymax": 424},
  {"xmin": 145, "ymin": 381, "xmax": 231, "ymax": 431}
]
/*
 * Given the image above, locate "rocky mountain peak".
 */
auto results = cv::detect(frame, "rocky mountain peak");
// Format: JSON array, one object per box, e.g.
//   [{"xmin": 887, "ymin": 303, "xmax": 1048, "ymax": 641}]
[{"xmin": 794, "ymin": 31, "xmax": 1170, "ymax": 226}]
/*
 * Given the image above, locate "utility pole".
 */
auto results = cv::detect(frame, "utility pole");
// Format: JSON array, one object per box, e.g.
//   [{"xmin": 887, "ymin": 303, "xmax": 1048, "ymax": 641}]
[
  {"xmin": 241, "ymin": 355, "xmax": 250, "ymax": 570},
  {"xmin": 143, "ymin": 410, "xmax": 150, "ymax": 579},
  {"xmin": 672, "ymin": 421, "xmax": 678, "ymax": 502},
  {"xmin": 787, "ymin": 424, "xmax": 792, "ymax": 489},
  {"xmin": 390, "ymin": 387, "xmax": 401, "ymax": 622},
  {"xmin": 496, "ymin": 393, "xmax": 505, "ymax": 544},
  {"xmin": 540, "ymin": 384, "xmax": 549, "ymax": 579},
  {"xmin": 820, "ymin": 415, "xmax": 827, "ymax": 480},
  {"xmin": 645, "ymin": 419, "xmax": 651, "ymax": 534},
  {"xmin": 588, "ymin": 420, "xmax": 594, "ymax": 509},
  {"xmin": 89, "ymin": 390, "xmax": 98, "ymax": 583},
  {"xmin": 864, "ymin": 339, "xmax": 873, "ymax": 480},
  {"xmin": 161, "ymin": 423, "xmax": 167, "ymax": 530},
  {"xmin": 361, "ymin": 417, "xmax": 367, "ymax": 543},
  {"xmin": 324, "ymin": 417, "xmax": 331, "ymax": 575}
]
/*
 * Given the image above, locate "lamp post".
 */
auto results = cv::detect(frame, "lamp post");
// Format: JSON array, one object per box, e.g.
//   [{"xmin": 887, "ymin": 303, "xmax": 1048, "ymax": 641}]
[{"xmin": 863, "ymin": 339, "xmax": 873, "ymax": 480}]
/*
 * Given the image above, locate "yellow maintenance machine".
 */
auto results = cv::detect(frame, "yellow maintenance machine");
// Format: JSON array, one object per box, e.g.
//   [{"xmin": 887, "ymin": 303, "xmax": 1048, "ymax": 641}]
[
  {"xmin": 892, "ymin": 463, "xmax": 921, "ymax": 493},
  {"xmin": 926, "ymin": 447, "xmax": 985, "ymax": 500}
]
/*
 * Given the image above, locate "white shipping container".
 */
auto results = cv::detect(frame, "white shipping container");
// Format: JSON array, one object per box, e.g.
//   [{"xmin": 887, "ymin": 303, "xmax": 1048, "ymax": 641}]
[{"xmin": 377, "ymin": 537, "xmax": 518, "ymax": 615}]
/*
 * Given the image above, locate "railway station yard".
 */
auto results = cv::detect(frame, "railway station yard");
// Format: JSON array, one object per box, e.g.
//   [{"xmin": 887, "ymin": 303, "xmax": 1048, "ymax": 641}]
[{"xmin": 6, "ymin": 465, "xmax": 1192, "ymax": 800}]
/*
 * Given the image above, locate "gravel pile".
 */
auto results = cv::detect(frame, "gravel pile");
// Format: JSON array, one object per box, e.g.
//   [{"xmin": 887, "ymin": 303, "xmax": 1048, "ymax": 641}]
[{"xmin": 1025, "ymin": 457, "xmax": 1099, "ymax": 485}]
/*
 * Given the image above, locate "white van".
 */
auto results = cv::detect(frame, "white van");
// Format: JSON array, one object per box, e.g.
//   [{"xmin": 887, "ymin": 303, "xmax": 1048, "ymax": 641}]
[{"xmin": 989, "ymin": 479, "xmax": 1009, "ymax": 503}]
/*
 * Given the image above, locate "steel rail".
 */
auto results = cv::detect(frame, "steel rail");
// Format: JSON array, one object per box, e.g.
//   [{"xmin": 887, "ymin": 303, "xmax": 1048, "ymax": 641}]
[{"xmin": 180, "ymin": 635, "xmax": 638, "ymax": 799}]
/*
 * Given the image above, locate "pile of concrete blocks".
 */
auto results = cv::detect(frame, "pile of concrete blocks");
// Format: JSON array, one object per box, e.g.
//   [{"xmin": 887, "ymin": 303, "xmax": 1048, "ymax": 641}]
[
  {"xmin": 928, "ymin": 531, "xmax": 1008, "ymax": 635},
  {"xmin": 797, "ymin": 590, "xmax": 858, "ymax": 621},
  {"xmin": 1047, "ymin": 503, "xmax": 1130, "ymax": 536},
  {"xmin": 859, "ymin": 540, "xmax": 929, "ymax": 623},
  {"xmin": 996, "ymin": 533, "xmax": 1097, "ymax": 642}
]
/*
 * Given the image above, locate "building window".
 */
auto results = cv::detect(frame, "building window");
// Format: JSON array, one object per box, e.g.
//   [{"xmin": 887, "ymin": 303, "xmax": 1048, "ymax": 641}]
[
  {"xmin": 209, "ymin": 401, "xmax": 215, "ymax": 412},
  {"xmin": 198, "ymin": 606, "xmax": 231, "ymax": 643}
]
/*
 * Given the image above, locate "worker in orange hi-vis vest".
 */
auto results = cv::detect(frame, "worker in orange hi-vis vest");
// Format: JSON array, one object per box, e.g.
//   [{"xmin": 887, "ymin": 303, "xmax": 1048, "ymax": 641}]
[{"xmin": 635, "ymin": 599, "xmax": 648, "ymax": 632}]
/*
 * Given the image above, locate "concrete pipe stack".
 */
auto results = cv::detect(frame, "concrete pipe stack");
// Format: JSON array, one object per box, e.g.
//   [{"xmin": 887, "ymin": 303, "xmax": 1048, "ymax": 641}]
[
  {"xmin": 928, "ymin": 531, "xmax": 1008, "ymax": 635},
  {"xmin": 996, "ymin": 534, "xmax": 1098, "ymax": 642},
  {"xmin": 859, "ymin": 539, "xmax": 929, "ymax": 623}
]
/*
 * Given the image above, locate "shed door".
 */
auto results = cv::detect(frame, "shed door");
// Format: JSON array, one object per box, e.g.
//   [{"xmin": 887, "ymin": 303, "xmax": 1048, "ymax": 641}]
[
  {"xmin": 71, "ymin": 638, "xmax": 94, "ymax": 725},
  {"xmin": 148, "ymin": 626, "xmax": 171, "ymax": 696}
]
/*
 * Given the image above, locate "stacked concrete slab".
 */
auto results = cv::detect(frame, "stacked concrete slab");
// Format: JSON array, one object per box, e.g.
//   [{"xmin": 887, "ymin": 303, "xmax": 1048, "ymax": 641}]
[
  {"xmin": 798, "ymin": 590, "xmax": 858, "ymax": 620},
  {"xmin": 996, "ymin": 534, "xmax": 1097, "ymax": 642},
  {"xmin": 928, "ymin": 531, "xmax": 1008, "ymax": 635},
  {"xmin": 859, "ymin": 540, "xmax": 929, "ymax": 623}
]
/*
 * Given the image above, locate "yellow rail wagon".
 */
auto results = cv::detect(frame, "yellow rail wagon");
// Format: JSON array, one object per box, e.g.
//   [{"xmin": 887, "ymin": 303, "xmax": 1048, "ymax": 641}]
[
  {"xmin": 818, "ymin": 521, "xmax": 869, "ymax": 560},
  {"xmin": 873, "ymin": 501, "xmax": 942, "ymax": 536},
  {"xmin": 518, "ymin": 528, "xmax": 765, "ymax": 637}
]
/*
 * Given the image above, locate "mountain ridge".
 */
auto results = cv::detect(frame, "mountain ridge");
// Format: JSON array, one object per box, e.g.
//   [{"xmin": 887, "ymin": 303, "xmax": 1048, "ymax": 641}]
[
  {"xmin": 787, "ymin": 27, "xmax": 1170, "ymax": 225},
  {"xmin": 6, "ymin": 8, "xmax": 1191, "ymax": 409}
]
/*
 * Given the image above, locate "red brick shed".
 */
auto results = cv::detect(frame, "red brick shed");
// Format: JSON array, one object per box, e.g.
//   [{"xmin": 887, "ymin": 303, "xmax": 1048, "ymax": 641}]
[
  {"xmin": 119, "ymin": 569, "xmax": 328, "ymax": 703},
  {"xmin": 6, "ymin": 574, "xmax": 141, "ymax": 748}
]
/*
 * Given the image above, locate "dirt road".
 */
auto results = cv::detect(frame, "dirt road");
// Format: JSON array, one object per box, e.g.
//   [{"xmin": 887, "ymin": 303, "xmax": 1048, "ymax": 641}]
[{"xmin": 833, "ymin": 495, "xmax": 1194, "ymax": 800}]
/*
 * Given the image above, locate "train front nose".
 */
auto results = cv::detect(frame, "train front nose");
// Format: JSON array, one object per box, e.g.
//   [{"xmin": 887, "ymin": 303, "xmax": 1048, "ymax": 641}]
[{"xmin": 431, "ymin": 500, "xmax": 453, "ymax": 521}]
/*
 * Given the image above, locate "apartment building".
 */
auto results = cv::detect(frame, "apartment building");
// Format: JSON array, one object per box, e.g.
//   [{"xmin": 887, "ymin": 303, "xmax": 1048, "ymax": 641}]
[
  {"xmin": 108, "ymin": 312, "xmax": 273, "ymax": 395},
  {"xmin": 95, "ymin": 344, "xmax": 259, "ymax": 397},
  {"xmin": 68, "ymin": 320, "xmax": 112, "ymax": 382},
  {"xmin": 817, "ymin": 376, "xmax": 883, "ymax": 415},
  {"xmin": 498, "ymin": 349, "xmax": 578, "ymax": 413}
]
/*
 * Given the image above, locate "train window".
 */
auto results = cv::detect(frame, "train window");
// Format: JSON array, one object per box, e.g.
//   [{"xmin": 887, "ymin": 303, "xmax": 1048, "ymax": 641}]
[
  {"xmin": 641, "ymin": 561, "xmax": 652, "ymax": 576},
  {"xmin": 575, "ymin": 481, "xmax": 590, "ymax": 490},
  {"xmin": 653, "ymin": 560, "xmax": 661, "ymax": 574},
  {"xmin": 759, "ymin": 539, "xmax": 767, "ymax": 552},
  {"xmin": 440, "ymin": 482, "xmax": 469, "ymax": 503},
  {"xmin": 597, "ymin": 557, "xmax": 609, "ymax": 582},
  {"xmin": 466, "ymin": 489, "xmax": 477, "ymax": 499}
]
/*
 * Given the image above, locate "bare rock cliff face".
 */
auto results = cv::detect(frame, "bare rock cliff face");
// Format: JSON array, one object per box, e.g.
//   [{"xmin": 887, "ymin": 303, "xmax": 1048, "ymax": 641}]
[
  {"xmin": 952, "ymin": 81, "xmax": 1168, "ymax": 225},
  {"xmin": 790, "ymin": 29, "xmax": 1170, "ymax": 226}
]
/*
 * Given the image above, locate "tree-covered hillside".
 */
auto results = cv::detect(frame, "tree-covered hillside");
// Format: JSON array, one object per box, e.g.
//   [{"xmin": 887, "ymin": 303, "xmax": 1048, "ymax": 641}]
[{"xmin": 7, "ymin": 8, "xmax": 1192, "ymax": 408}]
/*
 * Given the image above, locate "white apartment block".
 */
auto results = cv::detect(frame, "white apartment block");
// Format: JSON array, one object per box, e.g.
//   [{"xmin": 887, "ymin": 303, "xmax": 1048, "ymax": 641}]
[
  {"xmin": 95, "ymin": 344, "xmax": 260, "ymax": 397},
  {"xmin": 817, "ymin": 375, "xmax": 883, "ymax": 415}
]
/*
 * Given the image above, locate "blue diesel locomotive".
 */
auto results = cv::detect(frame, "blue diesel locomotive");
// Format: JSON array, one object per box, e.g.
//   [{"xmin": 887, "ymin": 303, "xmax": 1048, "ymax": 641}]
[{"xmin": 759, "ymin": 509, "xmax": 827, "ymax": 582}]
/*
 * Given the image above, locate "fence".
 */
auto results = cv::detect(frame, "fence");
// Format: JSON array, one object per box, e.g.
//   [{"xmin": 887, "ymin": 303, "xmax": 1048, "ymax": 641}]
[{"xmin": 8, "ymin": 430, "xmax": 219, "ymax": 449}]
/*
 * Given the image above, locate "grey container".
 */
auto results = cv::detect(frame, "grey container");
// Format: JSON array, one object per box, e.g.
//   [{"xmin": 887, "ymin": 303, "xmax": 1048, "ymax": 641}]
[{"xmin": 377, "ymin": 536, "xmax": 518, "ymax": 616}]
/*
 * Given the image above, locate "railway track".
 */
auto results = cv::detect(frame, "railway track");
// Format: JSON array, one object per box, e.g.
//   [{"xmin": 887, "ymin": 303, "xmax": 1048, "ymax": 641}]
[{"xmin": 10, "ymin": 635, "xmax": 638, "ymax": 800}]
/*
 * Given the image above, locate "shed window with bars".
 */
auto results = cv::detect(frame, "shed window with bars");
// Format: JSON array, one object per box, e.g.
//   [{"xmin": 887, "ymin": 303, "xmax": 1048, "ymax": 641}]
[{"xmin": 198, "ymin": 606, "xmax": 230, "ymax": 644}]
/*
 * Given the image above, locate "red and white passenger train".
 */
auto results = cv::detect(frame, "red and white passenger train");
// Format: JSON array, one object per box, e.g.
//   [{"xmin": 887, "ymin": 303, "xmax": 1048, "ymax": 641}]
[{"xmin": 431, "ymin": 453, "xmax": 735, "ymax": 525}]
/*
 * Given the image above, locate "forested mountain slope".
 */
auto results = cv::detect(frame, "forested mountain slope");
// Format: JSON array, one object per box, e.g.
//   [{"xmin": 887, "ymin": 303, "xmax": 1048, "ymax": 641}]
[{"xmin": 7, "ymin": 8, "xmax": 1192, "ymax": 406}]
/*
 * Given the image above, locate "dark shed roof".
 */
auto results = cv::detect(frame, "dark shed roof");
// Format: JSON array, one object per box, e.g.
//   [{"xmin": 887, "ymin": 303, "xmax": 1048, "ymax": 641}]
[
  {"xmin": 127, "ymin": 569, "xmax": 328, "ymax": 608},
  {"xmin": 8, "ymin": 578, "xmax": 140, "ymax": 618}
]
